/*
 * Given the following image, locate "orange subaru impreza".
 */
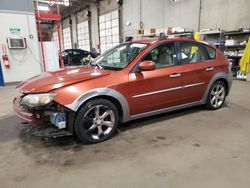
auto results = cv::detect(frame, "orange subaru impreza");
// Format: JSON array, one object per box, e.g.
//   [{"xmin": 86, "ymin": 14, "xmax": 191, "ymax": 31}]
[{"xmin": 14, "ymin": 37, "xmax": 232, "ymax": 143}]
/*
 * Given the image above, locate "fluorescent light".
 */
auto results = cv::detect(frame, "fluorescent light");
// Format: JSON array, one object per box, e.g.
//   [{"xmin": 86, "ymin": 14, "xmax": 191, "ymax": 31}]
[
  {"xmin": 64, "ymin": 0, "xmax": 69, "ymax": 6},
  {"xmin": 37, "ymin": 5, "xmax": 49, "ymax": 11}
]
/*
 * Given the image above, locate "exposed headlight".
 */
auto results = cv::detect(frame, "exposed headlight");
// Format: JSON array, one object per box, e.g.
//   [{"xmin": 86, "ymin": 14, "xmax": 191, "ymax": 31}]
[{"xmin": 21, "ymin": 93, "xmax": 57, "ymax": 107}]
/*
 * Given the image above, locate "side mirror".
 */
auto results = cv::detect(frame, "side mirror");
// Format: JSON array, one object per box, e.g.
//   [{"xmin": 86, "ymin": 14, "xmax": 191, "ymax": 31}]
[{"xmin": 138, "ymin": 61, "xmax": 156, "ymax": 71}]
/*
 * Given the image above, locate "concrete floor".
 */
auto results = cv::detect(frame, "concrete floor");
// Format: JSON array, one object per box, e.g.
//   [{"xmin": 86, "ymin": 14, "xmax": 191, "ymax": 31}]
[{"xmin": 0, "ymin": 80, "xmax": 250, "ymax": 188}]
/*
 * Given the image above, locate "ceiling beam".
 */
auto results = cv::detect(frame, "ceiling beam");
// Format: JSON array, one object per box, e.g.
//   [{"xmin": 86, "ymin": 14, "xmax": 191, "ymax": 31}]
[{"xmin": 60, "ymin": 1, "xmax": 91, "ymax": 18}]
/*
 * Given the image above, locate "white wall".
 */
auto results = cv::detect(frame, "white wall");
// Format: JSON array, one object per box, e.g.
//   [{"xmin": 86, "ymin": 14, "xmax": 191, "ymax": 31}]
[
  {"xmin": 122, "ymin": 0, "xmax": 200, "ymax": 37},
  {"xmin": 0, "ymin": 12, "xmax": 42, "ymax": 83},
  {"xmin": 71, "ymin": 14, "xmax": 78, "ymax": 47},
  {"xmin": 122, "ymin": 0, "xmax": 250, "ymax": 36},
  {"xmin": 122, "ymin": 0, "xmax": 140, "ymax": 36},
  {"xmin": 200, "ymin": 0, "xmax": 250, "ymax": 30},
  {"xmin": 90, "ymin": 3, "xmax": 99, "ymax": 50},
  {"xmin": 164, "ymin": 0, "xmax": 200, "ymax": 30}
]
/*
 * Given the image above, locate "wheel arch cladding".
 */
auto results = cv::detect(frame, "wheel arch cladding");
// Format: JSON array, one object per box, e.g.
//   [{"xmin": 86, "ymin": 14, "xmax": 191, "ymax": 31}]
[
  {"xmin": 65, "ymin": 88, "xmax": 130, "ymax": 122},
  {"xmin": 215, "ymin": 78, "xmax": 229, "ymax": 95},
  {"xmin": 78, "ymin": 96, "xmax": 124, "ymax": 122},
  {"xmin": 203, "ymin": 72, "xmax": 231, "ymax": 102}
]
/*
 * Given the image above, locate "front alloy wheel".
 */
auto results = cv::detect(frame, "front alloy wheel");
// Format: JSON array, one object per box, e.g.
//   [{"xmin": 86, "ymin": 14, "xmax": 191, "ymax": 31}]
[
  {"xmin": 75, "ymin": 99, "xmax": 119, "ymax": 143},
  {"xmin": 84, "ymin": 105, "xmax": 115, "ymax": 140},
  {"xmin": 206, "ymin": 81, "xmax": 227, "ymax": 110}
]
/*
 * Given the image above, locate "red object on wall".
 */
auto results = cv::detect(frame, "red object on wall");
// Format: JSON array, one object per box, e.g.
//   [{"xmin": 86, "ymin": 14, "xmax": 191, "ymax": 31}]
[
  {"xmin": 2, "ymin": 54, "xmax": 10, "ymax": 69},
  {"xmin": 2, "ymin": 44, "xmax": 7, "ymax": 53},
  {"xmin": 1, "ymin": 44, "xmax": 10, "ymax": 69}
]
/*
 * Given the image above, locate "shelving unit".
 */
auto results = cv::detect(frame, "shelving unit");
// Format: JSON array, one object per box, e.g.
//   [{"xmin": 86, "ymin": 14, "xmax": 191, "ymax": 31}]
[
  {"xmin": 200, "ymin": 28, "xmax": 250, "ymax": 78},
  {"xmin": 200, "ymin": 29, "xmax": 224, "ymax": 49},
  {"xmin": 222, "ymin": 29, "xmax": 250, "ymax": 77}
]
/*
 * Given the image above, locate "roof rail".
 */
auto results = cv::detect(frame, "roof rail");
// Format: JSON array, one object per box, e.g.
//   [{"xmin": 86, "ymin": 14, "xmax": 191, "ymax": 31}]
[{"xmin": 158, "ymin": 32, "xmax": 167, "ymax": 40}]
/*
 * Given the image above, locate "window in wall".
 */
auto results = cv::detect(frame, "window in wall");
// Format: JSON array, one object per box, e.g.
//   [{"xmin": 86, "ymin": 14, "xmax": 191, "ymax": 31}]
[
  {"xmin": 63, "ymin": 27, "xmax": 72, "ymax": 50},
  {"xmin": 179, "ymin": 42, "xmax": 208, "ymax": 64},
  {"xmin": 99, "ymin": 10, "xmax": 120, "ymax": 53},
  {"xmin": 77, "ymin": 21, "xmax": 90, "ymax": 51},
  {"xmin": 143, "ymin": 43, "xmax": 177, "ymax": 69}
]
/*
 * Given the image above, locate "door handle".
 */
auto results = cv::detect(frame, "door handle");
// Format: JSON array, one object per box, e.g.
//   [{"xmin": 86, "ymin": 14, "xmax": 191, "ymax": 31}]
[
  {"xmin": 170, "ymin": 73, "xmax": 181, "ymax": 78},
  {"xmin": 206, "ymin": 67, "xmax": 214, "ymax": 71}
]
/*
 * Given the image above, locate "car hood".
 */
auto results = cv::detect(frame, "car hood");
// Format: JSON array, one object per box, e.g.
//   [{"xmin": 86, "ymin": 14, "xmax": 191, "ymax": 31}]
[{"xmin": 17, "ymin": 66, "xmax": 113, "ymax": 93}]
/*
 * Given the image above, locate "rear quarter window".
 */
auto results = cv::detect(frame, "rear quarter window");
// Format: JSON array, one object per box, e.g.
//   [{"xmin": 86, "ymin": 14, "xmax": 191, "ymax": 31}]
[{"xmin": 204, "ymin": 45, "xmax": 216, "ymax": 59}]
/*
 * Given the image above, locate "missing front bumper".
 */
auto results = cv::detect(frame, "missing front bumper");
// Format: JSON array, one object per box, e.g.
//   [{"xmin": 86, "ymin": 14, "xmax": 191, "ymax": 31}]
[
  {"xmin": 32, "ymin": 126, "xmax": 72, "ymax": 138},
  {"xmin": 21, "ymin": 124, "xmax": 72, "ymax": 138},
  {"xmin": 14, "ymin": 96, "xmax": 76, "ymax": 137},
  {"xmin": 13, "ymin": 96, "xmax": 44, "ymax": 126}
]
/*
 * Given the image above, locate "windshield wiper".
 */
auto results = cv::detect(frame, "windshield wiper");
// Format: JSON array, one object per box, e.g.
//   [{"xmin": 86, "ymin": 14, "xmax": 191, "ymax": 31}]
[
  {"xmin": 89, "ymin": 61, "xmax": 103, "ymax": 69},
  {"xmin": 91, "ymin": 62, "xmax": 103, "ymax": 69},
  {"xmin": 85, "ymin": 55, "xmax": 103, "ymax": 69}
]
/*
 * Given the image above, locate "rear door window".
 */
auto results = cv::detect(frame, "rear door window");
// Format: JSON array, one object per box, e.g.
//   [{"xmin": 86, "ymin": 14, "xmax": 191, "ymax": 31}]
[{"xmin": 179, "ymin": 42, "xmax": 209, "ymax": 64}]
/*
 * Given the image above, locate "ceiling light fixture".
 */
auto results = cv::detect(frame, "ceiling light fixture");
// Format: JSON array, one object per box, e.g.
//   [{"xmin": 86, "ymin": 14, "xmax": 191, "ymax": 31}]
[{"xmin": 85, "ymin": 10, "xmax": 91, "ymax": 17}]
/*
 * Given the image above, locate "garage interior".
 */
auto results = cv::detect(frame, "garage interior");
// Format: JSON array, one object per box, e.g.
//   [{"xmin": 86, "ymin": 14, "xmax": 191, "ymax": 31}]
[{"xmin": 0, "ymin": 0, "xmax": 250, "ymax": 187}]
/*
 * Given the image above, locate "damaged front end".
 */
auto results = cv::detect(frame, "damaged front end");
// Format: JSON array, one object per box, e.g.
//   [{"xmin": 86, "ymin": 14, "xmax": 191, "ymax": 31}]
[{"xmin": 13, "ymin": 93, "xmax": 75, "ymax": 138}]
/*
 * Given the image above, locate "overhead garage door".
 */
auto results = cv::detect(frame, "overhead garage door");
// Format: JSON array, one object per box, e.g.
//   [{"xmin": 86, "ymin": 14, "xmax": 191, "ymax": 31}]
[
  {"xmin": 77, "ymin": 21, "xmax": 90, "ymax": 51},
  {"xmin": 99, "ymin": 10, "xmax": 119, "ymax": 53},
  {"xmin": 63, "ymin": 27, "xmax": 72, "ymax": 50}
]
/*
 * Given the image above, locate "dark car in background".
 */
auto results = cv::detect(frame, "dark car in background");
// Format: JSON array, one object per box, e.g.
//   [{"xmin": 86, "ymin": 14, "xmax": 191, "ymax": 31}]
[{"xmin": 61, "ymin": 49, "xmax": 98, "ymax": 66}]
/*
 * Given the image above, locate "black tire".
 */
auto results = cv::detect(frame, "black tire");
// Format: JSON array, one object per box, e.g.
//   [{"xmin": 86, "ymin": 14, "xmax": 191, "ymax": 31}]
[
  {"xmin": 206, "ymin": 81, "xmax": 227, "ymax": 110},
  {"xmin": 75, "ymin": 98, "xmax": 119, "ymax": 144}
]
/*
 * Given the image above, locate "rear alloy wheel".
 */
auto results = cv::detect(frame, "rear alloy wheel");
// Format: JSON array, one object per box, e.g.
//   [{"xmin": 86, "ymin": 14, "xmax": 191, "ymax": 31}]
[
  {"xmin": 206, "ymin": 81, "xmax": 226, "ymax": 110},
  {"xmin": 75, "ymin": 99, "xmax": 119, "ymax": 144}
]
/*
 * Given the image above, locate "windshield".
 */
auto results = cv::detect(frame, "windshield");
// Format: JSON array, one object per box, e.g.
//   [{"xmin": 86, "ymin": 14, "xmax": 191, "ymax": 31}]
[{"xmin": 94, "ymin": 43, "xmax": 148, "ymax": 70}]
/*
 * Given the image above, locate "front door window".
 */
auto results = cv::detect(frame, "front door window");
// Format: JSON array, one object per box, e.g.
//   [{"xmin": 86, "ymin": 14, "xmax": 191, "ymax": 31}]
[{"xmin": 142, "ymin": 43, "xmax": 177, "ymax": 68}]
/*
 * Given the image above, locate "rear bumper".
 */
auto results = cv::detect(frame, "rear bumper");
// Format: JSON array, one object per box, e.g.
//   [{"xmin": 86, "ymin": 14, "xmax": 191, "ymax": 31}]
[{"xmin": 13, "ymin": 97, "xmax": 43, "ymax": 126}]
